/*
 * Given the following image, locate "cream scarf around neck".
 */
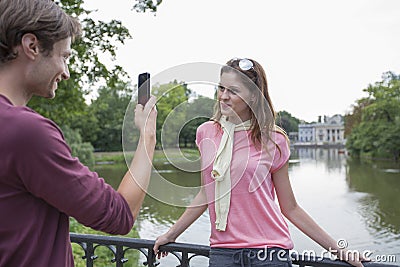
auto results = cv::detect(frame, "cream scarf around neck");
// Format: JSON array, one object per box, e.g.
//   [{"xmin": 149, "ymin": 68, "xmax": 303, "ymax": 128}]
[{"xmin": 211, "ymin": 116, "xmax": 252, "ymax": 231}]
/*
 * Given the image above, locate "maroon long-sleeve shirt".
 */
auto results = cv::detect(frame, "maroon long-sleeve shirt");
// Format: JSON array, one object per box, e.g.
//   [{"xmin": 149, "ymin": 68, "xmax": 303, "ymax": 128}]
[{"xmin": 0, "ymin": 94, "xmax": 134, "ymax": 266}]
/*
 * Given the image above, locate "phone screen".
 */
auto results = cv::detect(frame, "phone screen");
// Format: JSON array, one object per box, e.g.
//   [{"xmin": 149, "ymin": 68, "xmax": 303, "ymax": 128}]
[{"xmin": 138, "ymin": 72, "xmax": 150, "ymax": 105}]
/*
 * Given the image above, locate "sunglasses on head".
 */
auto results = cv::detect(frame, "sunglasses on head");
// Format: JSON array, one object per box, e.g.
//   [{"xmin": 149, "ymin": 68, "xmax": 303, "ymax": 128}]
[{"xmin": 229, "ymin": 58, "xmax": 254, "ymax": 71}]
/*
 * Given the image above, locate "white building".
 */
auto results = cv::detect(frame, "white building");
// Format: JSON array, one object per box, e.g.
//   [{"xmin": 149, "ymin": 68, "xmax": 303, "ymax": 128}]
[{"xmin": 297, "ymin": 114, "xmax": 345, "ymax": 146}]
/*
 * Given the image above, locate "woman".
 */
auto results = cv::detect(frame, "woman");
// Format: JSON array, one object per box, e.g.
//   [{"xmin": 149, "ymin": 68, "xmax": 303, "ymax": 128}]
[{"xmin": 154, "ymin": 58, "xmax": 364, "ymax": 267}]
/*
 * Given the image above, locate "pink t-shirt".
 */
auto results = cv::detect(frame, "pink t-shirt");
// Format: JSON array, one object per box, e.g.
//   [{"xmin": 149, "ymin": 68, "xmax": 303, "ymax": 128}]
[{"xmin": 196, "ymin": 121, "xmax": 293, "ymax": 249}]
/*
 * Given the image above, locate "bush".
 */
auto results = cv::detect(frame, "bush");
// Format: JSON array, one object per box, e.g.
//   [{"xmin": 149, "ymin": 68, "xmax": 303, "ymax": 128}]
[
  {"xmin": 62, "ymin": 125, "xmax": 95, "ymax": 168},
  {"xmin": 70, "ymin": 218, "xmax": 140, "ymax": 267}
]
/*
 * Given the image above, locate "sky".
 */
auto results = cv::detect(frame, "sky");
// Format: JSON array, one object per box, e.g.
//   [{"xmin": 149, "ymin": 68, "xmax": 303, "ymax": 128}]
[{"xmin": 84, "ymin": 0, "xmax": 400, "ymax": 122}]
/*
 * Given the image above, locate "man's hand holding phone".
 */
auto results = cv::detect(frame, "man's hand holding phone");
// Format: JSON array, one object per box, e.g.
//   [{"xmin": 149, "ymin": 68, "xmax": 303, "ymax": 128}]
[
  {"xmin": 138, "ymin": 72, "xmax": 150, "ymax": 106},
  {"xmin": 135, "ymin": 72, "xmax": 157, "ymax": 138}
]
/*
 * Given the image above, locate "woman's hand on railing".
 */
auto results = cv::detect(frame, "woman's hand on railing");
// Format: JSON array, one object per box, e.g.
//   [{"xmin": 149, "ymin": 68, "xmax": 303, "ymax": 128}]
[{"xmin": 153, "ymin": 232, "xmax": 176, "ymax": 259}]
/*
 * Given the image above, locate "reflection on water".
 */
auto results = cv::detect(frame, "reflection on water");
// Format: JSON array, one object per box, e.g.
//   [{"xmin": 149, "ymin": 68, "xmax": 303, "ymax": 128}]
[
  {"xmin": 288, "ymin": 148, "xmax": 399, "ymax": 260},
  {"xmin": 346, "ymin": 158, "xmax": 400, "ymax": 250},
  {"xmin": 139, "ymin": 161, "xmax": 201, "ymax": 226},
  {"xmin": 145, "ymin": 162, "xmax": 202, "ymax": 207},
  {"xmin": 292, "ymin": 147, "xmax": 347, "ymax": 172},
  {"xmin": 95, "ymin": 148, "xmax": 399, "ymax": 265}
]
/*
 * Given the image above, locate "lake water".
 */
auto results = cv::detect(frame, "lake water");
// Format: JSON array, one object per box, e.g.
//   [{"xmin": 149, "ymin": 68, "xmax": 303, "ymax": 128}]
[{"xmin": 95, "ymin": 148, "xmax": 400, "ymax": 266}]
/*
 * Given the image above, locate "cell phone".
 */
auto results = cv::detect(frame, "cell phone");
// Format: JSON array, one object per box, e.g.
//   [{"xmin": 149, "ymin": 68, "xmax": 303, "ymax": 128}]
[{"xmin": 138, "ymin": 72, "xmax": 150, "ymax": 105}]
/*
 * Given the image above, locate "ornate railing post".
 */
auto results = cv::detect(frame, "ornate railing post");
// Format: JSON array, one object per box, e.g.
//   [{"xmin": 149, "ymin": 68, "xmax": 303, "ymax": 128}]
[
  {"xmin": 114, "ymin": 245, "xmax": 126, "ymax": 267},
  {"xmin": 84, "ymin": 241, "xmax": 95, "ymax": 267},
  {"xmin": 180, "ymin": 252, "xmax": 189, "ymax": 267},
  {"xmin": 146, "ymin": 247, "xmax": 156, "ymax": 267}
]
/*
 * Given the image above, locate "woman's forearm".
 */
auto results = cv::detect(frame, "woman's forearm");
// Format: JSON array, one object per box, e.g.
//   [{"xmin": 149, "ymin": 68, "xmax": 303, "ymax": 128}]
[
  {"xmin": 284, "ymin": 205, "xmax": 341, "ymax": 253},
  {"xmin": 166, "ymin": 189, "xmax": 208, "ymax": 240}
]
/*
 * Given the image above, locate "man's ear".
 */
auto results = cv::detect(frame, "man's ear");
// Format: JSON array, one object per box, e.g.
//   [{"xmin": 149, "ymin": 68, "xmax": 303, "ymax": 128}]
[{"xmin": 21, "ymin": 33, "xmax": 40, "ymax": 60}]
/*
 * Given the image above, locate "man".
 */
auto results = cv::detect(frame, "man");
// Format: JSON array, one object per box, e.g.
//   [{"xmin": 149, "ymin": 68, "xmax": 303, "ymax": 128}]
[{"xmin": 0, "ymin": 0, "xmax": 157, "ymax": 266}]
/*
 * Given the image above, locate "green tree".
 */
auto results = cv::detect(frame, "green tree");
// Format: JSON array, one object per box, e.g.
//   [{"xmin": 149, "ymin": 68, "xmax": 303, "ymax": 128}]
[
  {"xmin": 90, "ymin": 79, "xmax": 133, "ymax": 151},
  {"xmin": 276, "ymin": 110, "xmax": 301, "ymax": 133},
  {"xmin": 133, "ymin": 0, "xmax": 163, "ymax": 12},
  {"xmin": 179, "ymin": 96, "xmax": 215, "ymax": 148},
  {"xmin": 346, "ymin": 71, "xmax": 400, "ymax": 161},
  {"xmin": 62, "ymin": 125, "xmax": 95, "ymax": 167},
  {"xmin": 344, "ymin": 98, "xmax": 372, "ymax": 137},
  {"xmin": 152, "ymin": 81, "xmax": 192, "ymax": 148}
]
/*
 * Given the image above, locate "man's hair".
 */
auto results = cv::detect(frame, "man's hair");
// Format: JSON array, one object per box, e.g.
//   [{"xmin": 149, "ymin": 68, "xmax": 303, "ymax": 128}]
[{"xmin": 0, "ymin": 0, "xmax": 82, "ymax": 63}]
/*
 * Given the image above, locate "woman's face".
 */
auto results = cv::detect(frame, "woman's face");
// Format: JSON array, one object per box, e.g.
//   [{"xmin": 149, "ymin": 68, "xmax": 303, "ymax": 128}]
[{"xmin": 218, "ymin": 71, "xmax": 254, "ymax": 124}]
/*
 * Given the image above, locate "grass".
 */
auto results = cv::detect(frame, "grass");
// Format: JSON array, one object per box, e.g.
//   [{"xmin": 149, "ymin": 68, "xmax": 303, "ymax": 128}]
[
  {"xmin": 94, "ymin": 151, "xmax": 125, "ymax": 164},
  {"xmin": 94, "ymin": 148, "xmax": 200, "ymax": 165}
]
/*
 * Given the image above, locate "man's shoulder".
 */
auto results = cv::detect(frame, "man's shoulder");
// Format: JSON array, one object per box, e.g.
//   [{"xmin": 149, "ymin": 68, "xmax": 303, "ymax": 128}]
[
  {"xmin": 15, "ymin": 107, "xmax": 58, "ymax": 130},
  {"xmin": 2, "ymin": 103, "xmax": 63, "ymax": 143}
]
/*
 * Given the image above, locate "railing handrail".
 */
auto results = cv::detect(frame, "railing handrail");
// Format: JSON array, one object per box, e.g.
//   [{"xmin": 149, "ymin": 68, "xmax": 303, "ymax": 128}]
[{"xmin": 70, "ymin": 232, "xmax": 399, "ymax": 267}]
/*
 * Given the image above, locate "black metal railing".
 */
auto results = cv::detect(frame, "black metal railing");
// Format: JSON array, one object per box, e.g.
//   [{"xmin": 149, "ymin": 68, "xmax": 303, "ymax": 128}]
[
  {"xmin": 70, "ymin": 233, "xmax": 398, "ymax": 267},
  {"xmin": 70, "ymin": 233, "xmax": 209, "ymax": 267}
]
